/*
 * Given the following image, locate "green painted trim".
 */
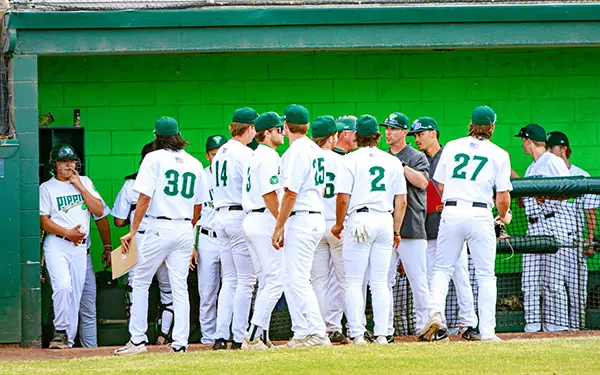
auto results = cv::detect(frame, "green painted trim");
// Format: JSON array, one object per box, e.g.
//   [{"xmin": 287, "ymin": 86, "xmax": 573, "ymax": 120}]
[
  {"xmin": 6, "ymin": 4, "xmax": 600, "ymax": 30},
  {"xmin": 12, "ymin": 22, "xmax": 600, "ymax": 55},
  {"xmin": 0, "ymin": 139, "xmax": 19, "ymax": 158}
]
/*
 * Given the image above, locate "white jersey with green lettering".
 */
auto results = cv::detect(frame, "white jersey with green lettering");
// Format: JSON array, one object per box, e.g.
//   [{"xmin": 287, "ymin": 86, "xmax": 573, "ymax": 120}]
[
  {"xmin": 212, "ymin": 139, "xmax": 253, "ymax": 209},
  {"xmin": 198, "ymin": 166, "xmax": 217, "ymax": 228},
  {"xmin": 523, "ymin": 151, "xmax": 570, "ymax": 217},
  {"xmin": 133, "ymin": 149, "xmax": 207, "ymax": 219},
  {"xmin": 242, "ymin": 144, "xmax": 281, "ymax": 211},
  {"xmin": 433, "ymin": 136, "xmax": 512, "ymax": 208},
  {"xmin": 336, "ymin": 146, "xmax": 407, "ymax": 214},
  {"xmin": 322, "ymin": 149, "xmax": 344, "ymax": 221},
  {"xmin": 40, "ymin": 176, "xmax": 102, "ymax": 229}
]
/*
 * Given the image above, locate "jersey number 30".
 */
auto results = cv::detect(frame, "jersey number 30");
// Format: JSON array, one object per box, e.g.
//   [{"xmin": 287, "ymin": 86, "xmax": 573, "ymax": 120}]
[
  {"xmin": 451, "ymin": 153, "xmax": 488, "ymax": 181},
  {"xmin": 164, "ymin": 170, "xmax": 196, "ymax": 198}
]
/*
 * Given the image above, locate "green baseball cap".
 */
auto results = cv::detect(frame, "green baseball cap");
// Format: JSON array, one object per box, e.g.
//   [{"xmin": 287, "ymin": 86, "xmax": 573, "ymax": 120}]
[
  {"xmin": 471, "ymin": 106, "xmax": 497, "ymax": 126},
  {"xmin": 336, "ymin": 115, "xmax": 357, "ymax": 132},
  {"xmin": 247, "ymin": 138, "xmax": 259, "ymax": 150},
  {"xmin": 514, "ymin": 124, "xmax": 547, "ymax": 142},
  {"xmin": 206, "ymin": 134, "xmax": 228, "ymax": 151},
  {"xmin": 232, "ymin": 107, "xmax": 259, "ymax": 124},
  {"xmin": 312, "ymin": 115, "xmax": 342, "ymax": 138},
  {"xmin": 284, "ymin": 104, "xmax": 309, "ymax": 125},
  {"xmin": 356, "ymin": 115, "xmax": 380, "ymax": 137},
  {"xmin": 409, "ymin": 117, "xmax": 439, "ymax": 135},
  {"xmin": 154, "ymin": 116, "xmax": 179, "ymax": 137},
  {"xmin": 380, "ymin": 112, "xmax": 410, "ymax": 129},
  {"xmin": 546, "ymin": 131, "xmax": 569, "ymax": 147},
  {"xmin": 255, "ymin": 112, "xmax": 283, "ymax": 132}
]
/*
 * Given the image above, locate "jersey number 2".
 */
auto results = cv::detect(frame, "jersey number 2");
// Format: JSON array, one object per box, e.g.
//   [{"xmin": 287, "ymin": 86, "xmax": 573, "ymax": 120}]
[
  {"xmin": 369, "ymin": 166, "xmax": 386, "ymax": 192},
  {"xmin": 164, "ymin": 170, "xmax": 196, "ymax": 199},
  {"xmin": 451, "ymin": 154, "xmax": 488, "ymax": 181}
]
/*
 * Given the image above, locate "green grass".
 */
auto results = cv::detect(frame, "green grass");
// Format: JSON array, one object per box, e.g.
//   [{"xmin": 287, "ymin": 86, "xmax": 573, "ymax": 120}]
[{"xmin": 3, "ymin": 337, "xmax": 600, "ymax": 375}]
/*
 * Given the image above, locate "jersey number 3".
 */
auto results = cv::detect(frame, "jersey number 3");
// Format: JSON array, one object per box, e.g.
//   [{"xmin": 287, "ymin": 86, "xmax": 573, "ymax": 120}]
[
  {"xmin": 451, "ymin": 153, "xmax": 488, "ymax": 181},
  {"xmin": 164, "ymin": 170, "xmax": 196, "ymax": 198}
]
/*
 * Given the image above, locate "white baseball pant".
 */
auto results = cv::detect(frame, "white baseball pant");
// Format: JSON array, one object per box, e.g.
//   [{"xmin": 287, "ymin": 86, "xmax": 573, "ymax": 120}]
[
  {"xmin": 243, "ymin": 211, "xmax": 283, "ymax": 331},
  {"xmin": 196, "ymin": 227, "xmax": 221, "ymax": 344},
  {"xmin": 128, "ymin": 218, "xmax": 194, "ymax": 350},
  {"xmin": 344, "ymin": 212, "xmax": 393, "ymax": 338},
  {"xmin": 522, "ymin": 220, "xmax": 546, "ymax": 332},
  {"xmin": 44, "ymin": 235, "xmax": 87, "ymax": 347},
  {"xmin": 78, "ymin": 252, "xmax": 97, "ymax": 347},
  {"xmin": 389, "ymin": 238, "xmax": 429, "ymax": 334},
  {"xmin": 283, "ymin": 213, "xmax": 326, "ymax": 339},
  {"xmin": 429, "ymin": 206, "xmax": 497, "ymax": 339},
  {"xmin": 311, "ymin": 219, "xmax": 345, "ymax": 333},
  {"xmin": 426, "ymin": 240, "xmax": 477, "ymax": 330},
  {"xmin": 214, "ymin": 210, "xmax": 256, "ymax": 343}
]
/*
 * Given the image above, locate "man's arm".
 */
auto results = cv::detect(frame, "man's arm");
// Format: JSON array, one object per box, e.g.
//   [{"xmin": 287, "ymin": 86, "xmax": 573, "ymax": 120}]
[
  {"xmin": 496, "ymin": 191, "xmax": 511, "ymax": 220},
  {"xmin": 120, "ymin": 193, "xmax": 151, "ymax": 250},
  {"xmin": 393, "ymin": 194, "xmax": 407, "ymax": 233},
  {"xmin": 585, "ymin": 208, "xmax": 598, "ymax": 256},
  {"xmin": 263, "ymin": 191, "xmax": 280, "ymax": 219},
  {"xmin": 403, "ymin": 165, "xmax": 429, "ymax": 190},
  {"xmin": 114, "ymin": 218, "xmax": 129, "ymax": 227},
  {"xmin": 192, "ymin": 204, "xmax": 202, "ymax": 227},
  {"xmin": 331, "ymin": 193, "xmax": 350, "ymax": 239},
  {"xmin": 437, "ymin": 182, "xmax": 444, "ymax": 196},
  {"xmin": 95, "ymin": 216, "xmax": 113, "ymax": 269},
  {"xmin": 272, "ymin": 189, "xmax": 297, "ymax": 250},
  {"xmin": 77, "ymin": 184, "xmax": 104, "ymax": 217},
  {"xmin": 40, "ymin": 216, "xmax": 85, "ymax": 245}
]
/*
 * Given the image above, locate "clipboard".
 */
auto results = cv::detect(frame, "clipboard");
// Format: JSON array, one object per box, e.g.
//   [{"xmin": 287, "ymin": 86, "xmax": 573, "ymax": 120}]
[
  {"xmin": 426, "ymin": 180, "xmax": 443, "ymax": 214},
  {"xmin": 111, "ymin": 236, "xmax": 138, "ymax": 280}
]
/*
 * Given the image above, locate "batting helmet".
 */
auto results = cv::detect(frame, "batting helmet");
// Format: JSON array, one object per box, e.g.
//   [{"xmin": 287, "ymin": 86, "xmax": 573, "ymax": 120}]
[{"xmin": 49, "ymin": 144, "xmax": 81, "ymax": 176}]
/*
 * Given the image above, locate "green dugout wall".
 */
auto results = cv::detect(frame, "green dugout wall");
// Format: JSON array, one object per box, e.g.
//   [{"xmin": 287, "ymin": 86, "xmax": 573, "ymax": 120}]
[{"xmin": 3, "ymin": 3, "xmax": 600, "ymax": 345}]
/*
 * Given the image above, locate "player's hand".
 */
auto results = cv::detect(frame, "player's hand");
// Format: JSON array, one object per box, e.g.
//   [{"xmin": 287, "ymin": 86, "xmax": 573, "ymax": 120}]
[
  {"xmin": 397, "ymin": 261, "xmax": 406, "ymax": 277},
  {"xmin": 120, "ymin": 231, "xmax": 135, "ymax": 253},
  {"xmin": 331, "ymin": 223, "xmax": 344, "ymax": 239},
  {"xmin": 272, "ymin": 226, "xmax": 284, "ymax": 250},
  {"xmin": 393, "ymin": 234, "xmax": 401, "ymax": 249},
  {"xmin": 65, "ymin": 225, "xmax": 85, "ymax": 246},
  {"xmin": 535, "ymin": 196, "xmax": 546, "ymax": 205},
  {"xmin": 497, "ymin": 210, "xmax": 513, "ymax": 226},
  {"xmin": 585, "ymin": 246, "xmax": 595, "ymax": 257},
  {"xmin": 189, "ymin": 248, "xmax": 198, "ymax": 270},
  {"xmin": 435, "ymin": 204, "xmax": 444, "ymax": 213},
  {"xmin": 68, "ymin": 169, "xmax": 83, "ymax": 188},
  {"xmin": 102, "ymin": 245, "xmax": 112, "ymax": 269}
]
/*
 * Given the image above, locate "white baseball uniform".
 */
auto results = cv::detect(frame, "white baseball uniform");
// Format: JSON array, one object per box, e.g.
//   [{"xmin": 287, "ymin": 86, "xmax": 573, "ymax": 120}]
[
  {"xmin": 40, "ymin": 176, "xmax": 103, "ymax": 347},
  {"xmin": 429, "ymin": 136, "xmax": 512, "ymax": 340},
  {"xmin": 522, "ymin": 151, "xmax": 570, "ymax": 332},
  {"xmin": 337, "ymin": 146, "xmax": 407, "ymax": 338},
  {"xmin": 311, "ymin": 149, "xmax": 346, "ymax": 334},
  {"xmin": 242, "ymin": 144, "xmax": 283, "ymax": 336},
  {"xmin": 195, "ymin": 166, "xmax": 221, "ymax": 344},
  {"xmin": 280, "ymin": 137, "xmax": 327, "ymax": 340},
  {"xmin": 127, "ymin": 149, "xmax": 207, "ymax": 350},
  {"xmin": 112, "ymin": 177, "xmax": 173, "ymax": 340},
  {"xmin": 212, "ymin": 139, "xmax": 256, "ymax": 344}
]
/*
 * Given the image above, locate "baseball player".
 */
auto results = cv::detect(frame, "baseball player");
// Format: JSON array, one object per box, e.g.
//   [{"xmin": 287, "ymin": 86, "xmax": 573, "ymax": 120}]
[
  {"xmin": 381, "ymin": 112, "xmax": 430, "ymax": 338},
  {"xmin": 212, "ymin": 108, "xmax": 258, "ymax": 350},
  {"xmin": 333, "ymin": 115, "xmax": 357, "ymax": 155},
  {"xmin": 308, "ymin": 115, "xmax": 346, "ymax": 343},
  {"xmin": 547, "ymin": 131, "xmax": 597, "ymax": 330},
  {"xmin": 39, "ymin": 144, "xmax": 104, "ymax": 349},
  {"xmin": 515, "ymin": 124, "xmax": 571, "ymax": 332},
  {"xmin": 271, "ymin": 104, "xmax": 330, "ymax": 347},
  {"xmin": 241, "ymin": 112, "xmax": 285, "ymax": 349},
  {"xmin": 419, "ymin": 106, "xmax": 512, "ymax": 342},
  {"xmin": 112, "ymin": 142, "xmax": 174, "ymax": 345},
  {"xmin": 190, "ymin": 134, "xmax": 227, "ymax": 344},
  {"xmin": 115, "ymin": 117, "xmax": 207, "ymax": 355},
  {"xmin": 331, "ymin": 114, "xmax": 407, "ymax": 345},
  {"xmin": 410, "ymin": 117, "xmax": 479, "ymax": 340}
]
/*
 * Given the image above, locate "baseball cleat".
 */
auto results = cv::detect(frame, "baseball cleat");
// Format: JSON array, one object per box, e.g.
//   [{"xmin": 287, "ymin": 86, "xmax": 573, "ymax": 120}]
[
  {"xmin": 171, "ymin": 346, "xmax": 187, "ymax": 353},
  {"xmin": 364, "ymin": 330, "xmax": 375, "ymax": 343},
  {"xmin": 417, "ymin": 312, "xmax": 442, "ymax": 342},
  {"xmin": 242, "ymin": 336, "xmax": 269, "ymax": 350},
  {"xmin": 306, "ymin": 334, "xmax": 332, "ymax": 347},
  {"xmin": 482, "ymin": 335, "xmax": 502, "ymax": 342},
  {"xmin": 212, "ymin": 338, "xmax": 228, "ymax": 350},
  {"xmin": 231, "ymin": 341, "xmax": 243, "ymax": 350},
  {"xmin": 350, "ymin": 336, "xmax": 367, "ymax": 345},
  {"xmin": 462, "ymin": 327, "xmax": 481, "ymax": 341},
  {"xmin": 277, "ymin": 337, "xmax": 310, "ymax": 348},
  {"xmin": 432, "ymin": 329, "xmax": 449, "ymax": 342},
  {"xmin": 156, "ymin": 335, "xmax": 168, "ymax": 345},
  {"xmin": 49, "ymin": 330, "xmax": 68, "ymax": 349},
  {"xmin": 328, "ymin": 331, "xmax": 346, "ymax": 343},
  {"xmin": 114, "ymin": 340, "xmax": 147, "ymax": 355},
  {"xmin": 386, "ymin": 335, "xmax": 395, "ymax": 344},
  {"xmin": 375, "ymin": 336, "xmax": 388, "ymax": 345}
]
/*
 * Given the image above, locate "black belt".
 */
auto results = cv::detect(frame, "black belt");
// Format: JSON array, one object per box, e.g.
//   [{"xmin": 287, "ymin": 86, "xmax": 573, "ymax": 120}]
[
  {"xmin": 217, "ymin": 205, "xmax": 244, "ymax": 212},
  {"xmin": 156, "ymin": 216, "xmax": 192, "ymax": 221},
  {"xmin": 290, "ymin": 211, "xmax": 321, "ymax": 217},
  {"xmin": 138, "ymin": 230, "xmax": 146, "ymax": 234},
  {"xmin": 357, "ymin": 207, "xmax": 369, "ymax": 213},
  {"xmin": 200, "ymin": 228, "xmax": 217, "ymax": 238},
  {"xmin": 56, "ymin": 235, "xmax": 87, "ymax": 246},
  {"xmin": 528, "ymin": 213, "xmax": 555, "ymax": 224},
  {"xmin": 445, "ymin": 201, "xmax": 487, "ymax": 209},
  {"xmin": 250, "ymin": 208, "xmax": 266, "ymax": 213}
]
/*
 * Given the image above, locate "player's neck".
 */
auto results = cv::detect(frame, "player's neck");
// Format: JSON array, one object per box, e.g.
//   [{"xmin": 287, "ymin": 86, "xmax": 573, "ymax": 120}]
[
  {"xmin": 563, "ymin": 157, "xmax": 571, "ymax": 169},
  {"xmin": 232, "ymin": 136, "xmax": 248, "ymax": 146},
  {"xmin": 55, "ymin": 175, "xmax": 69, "ymax": 182},
  {"xmin": 288, "ymin": 132, "xmax": 306, "ymax": 144},
  {"xmin": 335, "ymin": 139, "xmax": 351, "ymax": 153},
  {"xmin": 389, "ymin": 139, "xmax": 407, "ymax": 155},
  {"xmin": 260, "ymin": 141, "xmax": 276, "ymax": 150},
  {"xmin": 531, "ymin": 147, "xmax": 546, "ymax": 162},
  {"xmin": 424, "ymin": 142, "xmax": 441, "ymax": 157}
]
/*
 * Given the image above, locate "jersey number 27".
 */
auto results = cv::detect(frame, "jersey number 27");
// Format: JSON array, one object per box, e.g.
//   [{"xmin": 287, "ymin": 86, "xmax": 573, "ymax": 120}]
[{"xmin": 451, "ymin": 153, "xmax": 488, "ymax": 181}]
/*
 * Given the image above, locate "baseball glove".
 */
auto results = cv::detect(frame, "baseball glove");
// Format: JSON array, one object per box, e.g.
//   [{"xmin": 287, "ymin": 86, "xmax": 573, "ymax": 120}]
[
  {"xmin": 495, "ymin": 221, "xmax": 510, "ymax": 240},
  {"xmin": 352, "ymin": 223, "xmax": 371, "ymax": 243},
  {"xmin": 496, "ymin": 296, "xmax": 524, "ymax": 312}
]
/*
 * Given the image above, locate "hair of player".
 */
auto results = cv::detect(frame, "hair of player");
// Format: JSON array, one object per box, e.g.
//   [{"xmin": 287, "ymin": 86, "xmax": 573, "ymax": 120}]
[
  {"xmin": 141, "ymin": 142, "xmax": 154, "ymax": 160},
  {"xmin": 531, "ymin": 139, "xmax": 546, "ymax": 148},
  {"xmin": 287, "ymin": 123, "xmax": 309, "ymax": 135},
  {"xmin": 255, "ymin": 128, "xmax": 271, "ymax": 143},
  {"xmin": 566, "ymin": 147, "xmax": 572, "ymax": 159},
  {"xmin": 229, "ymin": 122, "xmax": 253, "ymax": 137},
  {"xmin": 468, "ymin": 124, "xmax": 493, "ymax": 140},
  {"xmin": 312, "ymin": 134, "xmax": 334, "ymax": 148},
  {"xmin": 356, "ymin": 133, "xmax": 381, "ymax": 148},
  {"xmin": 153, "ymin": 133, "xmax": 189, "ymax": 151},
  {"xmin": 433, "ymin": 130, "xmax": 440, "ymax": 140}
]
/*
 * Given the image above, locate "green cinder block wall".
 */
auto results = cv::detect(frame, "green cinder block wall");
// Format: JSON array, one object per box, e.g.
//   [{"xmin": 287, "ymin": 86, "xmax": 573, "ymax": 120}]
[{"xmin": 38, "ymin": 49, "xmax": 600, "ymax": 268}]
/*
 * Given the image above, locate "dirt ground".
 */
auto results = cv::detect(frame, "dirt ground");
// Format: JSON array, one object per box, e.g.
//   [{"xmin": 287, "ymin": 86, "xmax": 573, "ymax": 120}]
[{"xmin": 2, "ymin": 330, "xmax": 599, "ymax": 362}]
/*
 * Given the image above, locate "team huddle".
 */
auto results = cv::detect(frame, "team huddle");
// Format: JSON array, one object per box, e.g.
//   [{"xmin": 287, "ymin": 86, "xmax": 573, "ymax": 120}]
[{"xmin": 40, "ymin": 103, "xmax": 519, "ymax": 353}]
